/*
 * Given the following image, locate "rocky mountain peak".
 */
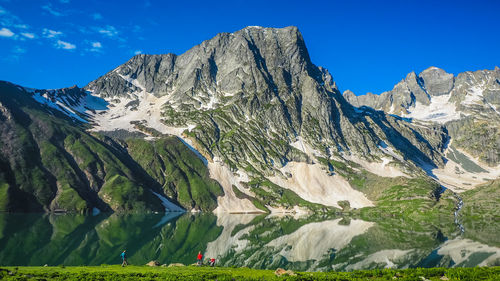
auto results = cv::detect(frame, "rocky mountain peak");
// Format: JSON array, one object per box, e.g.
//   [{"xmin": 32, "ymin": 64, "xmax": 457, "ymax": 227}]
[
  {"xmin": 86, "ymin": 26, "xmax": 328, "ymax": 112},
  {"xmin": 418, "ymin": 66, "xmax": 454, "ymax": 96}
]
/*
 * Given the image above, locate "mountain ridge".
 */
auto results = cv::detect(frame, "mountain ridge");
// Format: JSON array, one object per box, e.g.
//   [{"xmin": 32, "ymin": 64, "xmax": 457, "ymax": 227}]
[{"xmin": 0, "ymin": 26, "xmax": 498, "ymax": 214}]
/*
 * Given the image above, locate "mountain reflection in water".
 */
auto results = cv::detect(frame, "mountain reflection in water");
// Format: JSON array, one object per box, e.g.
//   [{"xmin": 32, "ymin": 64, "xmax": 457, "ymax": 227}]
[{"xmin": 0, "ymin": 213, "xmax": 498, "ymax": 270}]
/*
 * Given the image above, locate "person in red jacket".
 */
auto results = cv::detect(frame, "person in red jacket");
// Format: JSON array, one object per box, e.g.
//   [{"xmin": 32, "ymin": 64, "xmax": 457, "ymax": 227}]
[{"xmin": 197, "ymin": 251, "xmax": 203, "ymax": 266}]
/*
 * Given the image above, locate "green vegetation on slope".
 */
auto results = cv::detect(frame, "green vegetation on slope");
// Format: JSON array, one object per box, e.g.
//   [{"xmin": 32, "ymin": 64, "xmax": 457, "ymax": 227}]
[{"xmin": 125, "ymin": 137, "xmax": 224, "ymax": 212}]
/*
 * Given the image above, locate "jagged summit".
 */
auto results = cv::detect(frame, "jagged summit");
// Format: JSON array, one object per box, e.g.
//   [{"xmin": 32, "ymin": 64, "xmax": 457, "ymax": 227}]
[
  {"xmin": 344, "ymin": 66, "xmax": 500, "ymax": 183},
  {"xmin": 344, "ymin": 66, "xmax": 500, "ymax": 118},
  {"xmin": 86, "ymin": 26, "xmax": 324, "ymax": 104}
]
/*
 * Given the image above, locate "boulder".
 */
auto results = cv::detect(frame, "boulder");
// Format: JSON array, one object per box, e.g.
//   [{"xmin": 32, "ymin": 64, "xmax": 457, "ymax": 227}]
[
  {"xmin": 146, "ymin": 260, "xmax": 160, "ymax": 267},
  {"xmin": 274, "ymin": 268, "xmax": 296, "ymax": 276}
]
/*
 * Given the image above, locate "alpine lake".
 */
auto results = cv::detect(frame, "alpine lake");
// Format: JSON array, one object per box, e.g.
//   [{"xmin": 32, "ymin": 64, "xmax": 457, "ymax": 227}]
[{"xmin": 0, "ymin": 211, "xmax": 498, "ymax": 271}]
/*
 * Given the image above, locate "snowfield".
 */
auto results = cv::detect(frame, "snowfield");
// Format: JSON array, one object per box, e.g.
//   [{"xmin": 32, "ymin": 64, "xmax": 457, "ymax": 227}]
[
  {"xmin": 270, "ymin": 162, "xmax": 374, "ymax": 209},
  {"xmin": 402, "ymin": 93, "xmax": 461, "ymax": 124}
]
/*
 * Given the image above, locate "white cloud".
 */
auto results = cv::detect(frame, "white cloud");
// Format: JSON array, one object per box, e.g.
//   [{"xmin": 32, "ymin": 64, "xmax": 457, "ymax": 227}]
[
  {"xmin": 89, "ymin": 41, "xmax": 103, "ymax": 52},
  {"xmin": 21, "ymin": 32, "xmax": 35, "ymax": 39},
  {"xmin": 43, "ymin": 28, "xmax": 62, "ymax": 38},
  {"xmin": 41, "ymin": 4, "xmax": 63, "ymax": 16},
  {"xmin": 0, "ymin": 27, "xmax": 14, "ymax": 37},
  {"xmin": 92, "ymin": 13, "xmax": 102, "ymax": 20},
  {"xmin": 134, "ymin": 50, "xmax": 142, "ymax": 55},
  {"xmin": 83, "ymin": 40, "xmax": 103, "ymax": 53},
  {"xmin": 56, "ymin": 40, "xmax": 76, "ymax": 50},
  {"xmin": 98, "ymin": 25, "xmax": 118, "ymax": 37}
]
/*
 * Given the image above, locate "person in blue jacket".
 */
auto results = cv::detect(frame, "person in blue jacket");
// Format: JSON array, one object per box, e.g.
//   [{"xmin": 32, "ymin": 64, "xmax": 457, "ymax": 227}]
[{"xmin": 121, "ymin": 250, "xmax": 128, "ymax": 267}]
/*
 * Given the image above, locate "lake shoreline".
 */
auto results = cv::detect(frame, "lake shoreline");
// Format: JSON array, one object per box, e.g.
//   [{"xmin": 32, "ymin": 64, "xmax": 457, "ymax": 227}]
[{"xmin": 1, "ymin": 265, "xmax": 499, "ymax": 280}]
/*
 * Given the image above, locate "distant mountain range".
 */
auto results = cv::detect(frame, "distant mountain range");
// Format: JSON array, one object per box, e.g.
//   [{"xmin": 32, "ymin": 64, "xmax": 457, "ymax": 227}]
[{"xmin": 0, "ymin": 26, "xmax": 498, "ymax": 215}]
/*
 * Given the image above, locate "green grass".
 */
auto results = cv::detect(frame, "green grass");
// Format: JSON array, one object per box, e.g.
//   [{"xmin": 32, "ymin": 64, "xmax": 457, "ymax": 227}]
[{"xmin": 1, "ymin": 265, "xmax": 499, "ymax": 281}]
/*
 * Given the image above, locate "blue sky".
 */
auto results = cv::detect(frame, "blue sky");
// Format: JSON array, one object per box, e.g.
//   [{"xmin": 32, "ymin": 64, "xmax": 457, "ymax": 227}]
[{"xmin": 1, "ymin": 0, "xmax": 499, "ymax": 95}]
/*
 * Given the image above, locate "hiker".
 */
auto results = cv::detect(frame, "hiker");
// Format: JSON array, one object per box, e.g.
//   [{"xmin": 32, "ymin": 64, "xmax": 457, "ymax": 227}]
[
  {"xmin": 209, "ymin": 258, "xmax": 216, "ymax": 267},
  {"xmin": 121, "ymin": 250, "xmax": 128, "ymax": 267},
  {"xmin": 197, "ymin": 251, "xmax": 203, "ymax": 266}
]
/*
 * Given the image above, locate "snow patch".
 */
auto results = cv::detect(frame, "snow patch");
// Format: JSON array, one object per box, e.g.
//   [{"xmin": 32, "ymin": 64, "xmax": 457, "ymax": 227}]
[
  {"xmin": 210, "ymin": 158, "xmax": 264, "ymax": 214},
  {"xmin": 290, "ymin": 137, "xmax": 322, "ymax": 158},
  {"xmin": 32, "ymin": 92, "xmax": 88, "ymax": 123},
  {"xmin": 432, "ymin": 146, "xmax": 500, "ymax": 192},
  {"xmin": 151, "ymin": 190, "xmax": 185, "ymax": 212},
  {"xmin": 118, "ymin": 74, "xmax": 146, "ymax": 92},
  {"xmin": 90, "ymin": 89, "xmax": 175, "ymax": 134},
  {"xmin": 187, "ymin": 124, "xmax": 196, "ymax": 132},
  {"xmin": 348, "ymin": 155, "xmax": 407, "ymax": 178},
  {"xmin": 402, "ymin": 93, "xmax": 461, "ymax": 123},
  {"xmin": 270, "ymin": 162, "xmax": 374, "ymax": 209},
  {"xmin": 463, "ymin": 85, "xmax": 484, "ymax": 105}
]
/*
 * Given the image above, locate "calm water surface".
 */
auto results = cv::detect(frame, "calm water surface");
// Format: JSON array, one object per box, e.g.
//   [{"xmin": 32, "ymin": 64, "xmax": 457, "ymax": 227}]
[{"xmin": 0, "ymin": 213, "xmax": 498, "ymax": 271}]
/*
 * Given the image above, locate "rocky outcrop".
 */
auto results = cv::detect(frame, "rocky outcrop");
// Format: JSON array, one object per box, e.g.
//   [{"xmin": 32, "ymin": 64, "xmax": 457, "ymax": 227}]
[{"xmin": 344, "ymin": 66, "xmax": 500, "ymax": 166}]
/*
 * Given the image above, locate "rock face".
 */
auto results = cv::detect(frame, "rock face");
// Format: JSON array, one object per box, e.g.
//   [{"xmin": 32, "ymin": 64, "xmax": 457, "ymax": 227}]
[{"xmin": 344, "ymin": 66, "xmax": 500, "ymax": 167}]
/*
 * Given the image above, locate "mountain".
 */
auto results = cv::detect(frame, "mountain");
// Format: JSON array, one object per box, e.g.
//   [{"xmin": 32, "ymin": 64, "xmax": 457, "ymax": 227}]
[
  {"xmin": 85, "ymin": 26, "xmax": 456, "ymax": 211},
  {"xmin": 344, "ymin": 67, "xmax": 500, "ymax": 190},
  {"xmin": 0, "ymin": 82, "xmax": 223, "ymax": 213},
  {"xmin": 0, "ymin": 26, "xmax": 496, "ymax": 214}
]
